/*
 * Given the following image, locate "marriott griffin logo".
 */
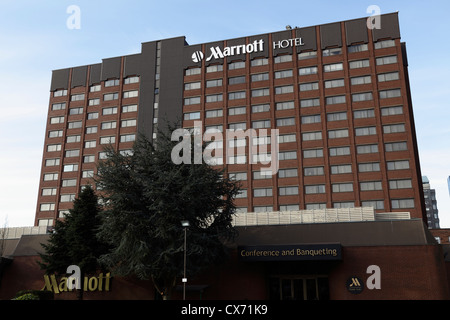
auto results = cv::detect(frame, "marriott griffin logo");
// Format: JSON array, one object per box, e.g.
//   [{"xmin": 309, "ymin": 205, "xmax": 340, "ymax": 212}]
[{"xmin": 191, "ymin": 39, "xmax": 264, "ymax": 63}]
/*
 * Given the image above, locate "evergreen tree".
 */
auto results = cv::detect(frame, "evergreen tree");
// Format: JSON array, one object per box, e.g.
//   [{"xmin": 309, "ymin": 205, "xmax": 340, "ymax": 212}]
[
  {"xmin": 39, "ymin": 186, "xmax": 108, "ymax": 292},
  {"xmin": 95, "ymin": 131, "xmax": 240, "ymax": 299}
]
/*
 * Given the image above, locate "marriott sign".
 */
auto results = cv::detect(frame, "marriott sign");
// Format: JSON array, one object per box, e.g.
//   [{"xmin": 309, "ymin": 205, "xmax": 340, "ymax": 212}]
[{"xmin": 191, "ymin": 37, "xmax": 304, "ymax": 63}]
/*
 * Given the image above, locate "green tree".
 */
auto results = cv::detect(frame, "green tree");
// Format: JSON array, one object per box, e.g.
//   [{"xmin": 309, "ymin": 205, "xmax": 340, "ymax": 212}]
[
  {"xmin": 95, "ymin": 131, "xmax": 240, "ymax": 299},
  {"xmin": 38, "ymin": 186, "xmax": 108, "ymax": 298}
]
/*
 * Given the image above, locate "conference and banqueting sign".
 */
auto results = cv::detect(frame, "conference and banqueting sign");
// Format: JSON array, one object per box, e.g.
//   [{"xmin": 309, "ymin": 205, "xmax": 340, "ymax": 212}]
[{"xmin": 191, "ymin": 36, "xmax": 305, "ymax": 63}]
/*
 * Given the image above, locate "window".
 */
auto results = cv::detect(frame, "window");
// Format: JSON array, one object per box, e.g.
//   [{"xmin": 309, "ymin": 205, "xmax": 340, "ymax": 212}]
[
  {"xmin": 229, "ymin": 122, "xmax": 246, "ymax": 131},
  {"xmin": 60, "ymin": 194, "xmax": 76, "ymax": 202},
  {"xmin": 348, "ymin": 43, "xmax": 368, "ymax": 53},
  {"xmin": 84, "ymin": 140, "xmax": 96, "ymax": 148},
  {"xmin": 40, "ymin": 203, "xmax": 55, "ymax": 211},
  {"xmin": 63, "ymin": 164, "xmax": 78, "ymax": 172},
  {"xmin": 298, "ymin": 51, "xmax": 317, "ymax": 60},
  {"xmin": 299, "ymin": 66, "xmax": 318, "ymax": 76},
  {"xmin": 206, "ymin": 64, "xmax": 223, "ymax": 73},
  {"xmin": 102, "ymin": 107, "xmax": 118, "ymax": 115},
  {"xmin": 184, "ymin": 111, "xmax": 201, "ymax": 120},
  {"xmin": 280, "ymin": 205, "xmax": 300, "ymax": 211},
  {"xmin": 324, "ymin": 63, "xmax": 343, "ymax": 72},
  {"xmin": 301, "ymin": 114, "xmax": 321, "ymax": 124},
  {"xmin": 49, "ymin": 130, "xmax": 63, "ymax": 138},
  {"xmin": 251, "ymin": 88, "xmax": 269, "ymax": 97},
  {"xmin": 120, "ymin": 134, "xmax": 136, "ymax": 143},
  {"xmin": 276, "ymin": 101, "xmax": 294, "ymax": 110},
  {"xmin": 387, "ymin": 160, "xmax": 409, "ymax": 170},
  {"xmin": 105, "ymin": 79, "xmax": 119, "ymax": 87},
  {"xmin": 121, "ymin": 119, "xmax": 136, "ymax": 127},
  {"xmin": 329, "ymin": 146, "xmax": 351, "ymax": 156},
  {"xmin": 324, "ymin": 79, "xmax": 345, "ymax": 88},
  {"xmin": 391, "ymin": 199, "xmax": 414, "ymax": 209},
  {"xmin": 304, "ymin": 167, "xmax": 324, "ymax": 176},
  {"xmin": 279, "ymin": 151, "xmax": 297, "ymax": 160},
  {"xmin": 89, "ymin": 98, "xmax": 100, "ymax": 106},
  {"xmin": 66, "ymin": 135, "xmax": 81, "ymax": 143},
  {"xmin": 235, "ymin": 189, "xmax": 247, "ymax": 199},
  {"xmin": 252, "ymin": 120, "xmax": 271, "ymax": 129},
  {"xmin": 100, "ymin": 136, "xmax": 115, "ymax": 145},
  {"xmin": 84, "ymin": 155, "xmax": 95, "ymax": 163},
  {"xmin": 124, "ymin": 76, "xmax": 139, "ymax": 84},
  {"xmin": 326, "ymin": 95, "xmax": 346, "ymax": 105},
  {"xmin": 254, "ymin": 188, "xmax": 273, "ymax": 197},
  {"xmin": 332, "ymin": 183, "xmax": 353, "ymax": 193},
  {"xmin": 380, "ymin": 89, "xmax": 401, "ymax": 99},
  {"xmin": 71, "ymin": 94, "xmax": 85, "ymax": 101},
  {"xmin": 300, "ymin": 98, "xmax": 320, "ymax": 108},
  {"xmin": 42, "ymin": 188, "xmax": 57, "ymax": 196},
  {"xmin": 279, "ymin": 186, "xmax": 299, "ymax": 196},
  {"xmin": 303, "ymin": 148, "xmax": 323, "ymax": 158},
  {"xmin": 381, "ymin": 106, "xmax": 403, "ymax": 116},
  {"xmin": 184, "ymin": 97, "xmax": 201, "ymax": 105},
  {"xmin": 229, "ymin": 76, "xmax": 246, "ymax": 85},
  {"xmin": 374, "ymin": 39, "xmax": 395, "ymax": 49},
  {"xmin": 254, "ymin": 206, "xmax": 274, "ymax": 213},
  {"xmin": 185, "ymin": 68, "xmax": 201, "ymax": 76},
  {"xmin": 358, "ymin": 162, "xmax": 380, "ymax": 172},
  {"xmin": 383, "ymin": 123, "xmax": 405, "ymax": 134},
  {"xmin": 251, "ymin": 58, "xmax": 268, "ymax": 66},
  {"xmin": 323, "ymin": 47, "xmax": 342, "ymax": 56},
  {"xmin": 327, "ymin": 112, "xmax": 347, "ymax": 121},
  {"xmin": 104, "ymin": 93, "xmax": 119, "ymax": 101},
  {"xmin": 62, "ymin": 179, "xmax": 77, "ymax": 187},
  {"xmin": 87, "ymin": 112, "xmax": 98, "ymax": 120},
  {"xmin": 333, "ymin": 202, "xmax": 355, "ymax": 208},
  {"xmin": 362, "ymin": 200, "xmax": 384, "ymax": 210},
  {"xmin": 352, "ymin": 92, "xmax": 373, "ymax": 102},
  {"xmin": 228, "ymin": 155, "xmax": 246, "ymax": 164},
  {"xmin": 228, "ymin": 91, "xmax": 246, "ymax": 100},
  {"xmin": 276, "ymin": 85, "xmax": 294, "ymax": 95},
  {"xmin": 378, "ymin": 72, "xmax": 399, "ymax": 82},
  {"xmin": 65, "ymin": 149, "xmax": 80, "ymax": 157},
  {"xmin": 376, "ymin": 55, "xmax": 398, "ymax": 66},
  {"xmin": 45, "ymin": 158, "xmax": 60, "ymax": 166},
  {"xmin": 300, "ymin": 82, "xmax": 319, "ymax": 91},
  {"xmin": 101, "ymin": 121, "xmax": 117, "ymax": 130},
  {"xmin": 69, "ymin": 107, "xmax": 83, "ymax": 115},
  {"xmin": 328, "ymin": 129, "xmax": 349, "ymax": 139},
  {"xmin": 331, "ymin": 164, "xmax": 352, "ymax": 174},
  {"xmin": 206, "ymin": 94, "xmax": 223, "ymax": 103},
  {"xmin": 274, "ymin": 55, "xmax": 292, "ymax": 63},
  {"xmin": 355, "ymin": 126, "xmax": 376, "ymax": 136},
  {"xmin": 228, "ymin": 61, "xmax": 245, "ymax": 70},
  {"xmin": 302, "ymin": 131, "xmax": 322, "ymax": 141},
  {"xmin": 278, "ymin": 168, "xmax": 298, "ymax": 178},
  {"xmin": 86, "ymin": 126, "xmax": 97, "ymax": 134},
  {"xmin": 52, "ymin": 102, "xmax": 66, "ymax": 111},
  {"xmin": 54, "ymin": 89, "xmax": 67, "ymax": 97},
  {"xmin": 253, "ymin": 171, "xmax": 272, "ymax": 180},
  {"xmin": 277, "ymin": 117, "xmax": 295, "ymax": 127},
  {"xmin": 229, "ymin": 106, "xmax": 246, "ymax": 116},
  {"xmin": 252, "ymin": 104, "xmax": 270, "ymax": 113},
  {"xmin": 253, "ymin": 136, "xmax": 271, "ymax": 146},
  {"xmin": 354, "ymin": 109, "xmax": 375, "ymax": 119},
  {"xmin": 90, "ymin": 85, "xmax": 101, "ymax": 92},
  {"xmin": 275, "ymin": 70, "xmax": 293, "ymax": 79},
  {"xmin": 385, "ymin": 142, "xmax": 407, "ymax": 152},
  {"xmin": 389, "ymin": 179, "xmax": 412, "ymax": 189},
  {"xmin": 122, "ymin": 104, "xmax": 138, "ymax": 113},
  {"xmin": 43, "ymin": 173, "xmax": 58, "ymax": 181},
  {"xmin": 360, "ymin": 181, "xmax": 382, "ymax": 191},
  {"xmin": 351, "ymin": 75, "xmax": 371, "ymax": 86},
  {"xmin": 349, "ymin": 59, "xmax": 370, "ymax": 69},
  {"xmin": 278, "ymin": 134, "xmax": 296, "ymax": 144},
  {"xmin": 305, "ymin": 185, "xmax": 326, "ymax": 194},
  {"xmin": 206, "ymin": 109, "xmax": 223, "ymax": 118},
  {"xmin": 50, "ymin": 116, "xmax": 65, "ymax": 124},
  {"xmin": 356, "ymin": 144, "xmax": 378, "ymax": 154},
  {"xmin": 306, "ymin": 203, "xmax": 326, "ymax": 210},
  {"xmin": 251, "ymin": 73, "xmax": 269, "ymax": 82},
  {"xmin": 229, "ymin": 172, "xmax": 247, "ymax": 181},
  {"xmin": 206, "ymin": 79, "xmax": 223, "ymax": 88}
]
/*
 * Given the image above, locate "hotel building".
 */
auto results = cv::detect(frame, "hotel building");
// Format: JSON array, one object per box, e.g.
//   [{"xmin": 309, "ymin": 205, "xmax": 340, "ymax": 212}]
[{"xmin": 35, "ymin": 12, "xmax": 425, "ymax": 227}]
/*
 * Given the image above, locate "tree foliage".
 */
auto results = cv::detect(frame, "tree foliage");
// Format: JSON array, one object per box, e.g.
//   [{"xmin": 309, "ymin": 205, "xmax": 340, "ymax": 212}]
[
  {"xmin": 38, "ymin": 185, "xmax": 108, "ymax": 275},
  {"xmin": 95, "ymin": 131, "xmax": 240, "ymax": 298}
]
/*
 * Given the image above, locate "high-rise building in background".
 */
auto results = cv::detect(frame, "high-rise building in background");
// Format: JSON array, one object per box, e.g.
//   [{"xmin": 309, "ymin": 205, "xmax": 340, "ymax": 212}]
[
  {"xmin": 423, "ymin": 176, "xmax": 440, "ymax": 229},
  {"xmin": 35, "ymin": 12, "xmax": 426, "ymax": 228}
]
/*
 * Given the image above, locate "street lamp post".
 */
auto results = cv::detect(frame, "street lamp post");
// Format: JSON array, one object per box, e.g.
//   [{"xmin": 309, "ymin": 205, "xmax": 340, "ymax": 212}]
[{"xmin": 181, "ymin": 220, "xmax": 190, "ymax": 300}]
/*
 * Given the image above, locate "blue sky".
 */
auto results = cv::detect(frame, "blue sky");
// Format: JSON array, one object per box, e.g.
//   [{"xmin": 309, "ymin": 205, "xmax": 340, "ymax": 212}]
[{"xmin": 1, "ymin": 0, "xmax": 450, "ymax": 227}]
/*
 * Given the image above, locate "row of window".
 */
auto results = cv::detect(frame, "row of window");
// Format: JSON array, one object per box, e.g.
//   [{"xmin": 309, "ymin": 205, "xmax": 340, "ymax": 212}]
[
  {"xmin": 49, "ymin": 117, "xmax": 137, "ymax": 133},
  {"xmin": 185, "ymin": 40, "xmax": 397, "ymax": 76},
  {"xmin": 184, "ymin": 87, "xmax": 402, "ymax": 106},
  {"xmin": 46, "ymin": 133, "xmax": 136, "ymax": 153},
  {"xmin": 68, "ymin": 90, "xmax": 138, "ymax": 105},
  {"xmin": 53, "ymin": 77, "xmax": 140, "ymax": 97}
]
